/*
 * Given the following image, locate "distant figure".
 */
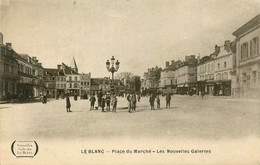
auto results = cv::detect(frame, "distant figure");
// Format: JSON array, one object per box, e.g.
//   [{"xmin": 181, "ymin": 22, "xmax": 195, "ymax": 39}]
[
  {"xmin": 66, "ymin": 95, "xmax": 71, "ymax": 112},
  {"xmin": 42, "ymin": 94, "xmax": 47, "ymax": 104},
  {"xmin": 89, "ymin": 95, "xmax": 96, "ymax": 111},
  {"xmin": 201, "ymin": 91, "xmax": 205, "ymax": 98},
  {"xmin": 112, "ymin": 95, "xmax": 118, "ymax": 113},
  {"xmin": 127, "ymin": 93, "xmax": 132, "ymax": 113},
  {"xmin": 131, "ymin": 93, "xmax": 137, "ymax": 112},
  {"xmin": 74, "ymin": 93, "xmax": 77, "ymax": 101},
  {"xmin": 137, "ymin": 94, "xmax": 141, "ymax": 102},
  {"xmin": 97, "ymin": 90, "xmax": 103, "ymax": 108},
  {"xmin": 149, "ymin": 93, "xmax": 155, "ymax": 110},
  {"xmin": 166, "ymin": 93, "xmax": 171, "ymax": 109},
  {"xmin": 156, "ymin": 95, "xmax": 160, "ymax": 109},
  {"xmin": 101, "ymin": 95, "xmax": 106, "ymax": 112},
  {"xmin": 105, "ymin": 94, "xmax": 111, "ymax": 112}
]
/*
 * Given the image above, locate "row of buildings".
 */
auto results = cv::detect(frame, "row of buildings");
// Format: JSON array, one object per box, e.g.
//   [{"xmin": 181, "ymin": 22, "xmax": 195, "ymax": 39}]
[
  {"xmin": 0, "ymin": 33, "xmax": 129, "ymax": 101},
  {"xmin": 141, "ymin": 14, "xmax": 260, "ymax": 98}
]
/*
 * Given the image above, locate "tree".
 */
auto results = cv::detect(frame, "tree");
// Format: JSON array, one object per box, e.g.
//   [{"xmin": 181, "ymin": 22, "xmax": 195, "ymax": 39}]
[{"xmin": 115, "ymin": 72, "xmax": 134, "ymax": 84}]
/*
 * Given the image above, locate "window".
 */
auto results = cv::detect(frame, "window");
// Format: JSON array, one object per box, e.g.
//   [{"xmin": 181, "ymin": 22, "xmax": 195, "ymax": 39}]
[
  {"xmin": 11, "ymin": 66, "xmax": 14, "ymax": 73},
  {"xmin": 75, "ymin": 77, "xmax": 77, "ymax": 81},
  {"xmin": 74, "ymin": 83, "xmax": 77, "ymax": 88},
  {"xmin": 218, "ymin": 63, "xmax": 220, "ymax": 70},
  {"xmin": 57, "ymin": 77, "xmax": 60, "ymax": 81},
  {"xmin": 224, "ymin": 62, "xmax": 227, "ymax": 68},
  {"xmin": 4, "ymin": 64, "xmax": 9, "ymax": 72},
  {"xmin": 70, "ymin": 83, "xmax": 72, "ymax": 88},
  {"xmin": 250, "ymin": 37, "xmax": 259, "ymax": 57},
  {"xmin": 81, "ymin": 82, "xmax": 83, "ymax": 85},
  {"xmin": 241, "ymin": 42, "xmax": 248, "ymax": 60},
  {"xmin": 69, "ymin": 76, "xmax": 72, "ymax": 81},
  {"xmin": 208, "ymin": 64, "xmax": 210, "ymax": 72}
]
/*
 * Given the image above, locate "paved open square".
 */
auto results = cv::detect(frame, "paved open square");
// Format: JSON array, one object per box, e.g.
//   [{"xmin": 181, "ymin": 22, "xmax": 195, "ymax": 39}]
[{"xmin": 1, "ymin": 96, "xmax": 259, "ymax": 141}]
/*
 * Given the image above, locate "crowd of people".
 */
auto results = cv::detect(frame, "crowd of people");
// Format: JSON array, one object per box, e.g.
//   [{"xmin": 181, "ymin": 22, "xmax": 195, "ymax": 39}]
[{"xmin": 41, "ymin": 90, "xmax": 175, "ymax": 113}]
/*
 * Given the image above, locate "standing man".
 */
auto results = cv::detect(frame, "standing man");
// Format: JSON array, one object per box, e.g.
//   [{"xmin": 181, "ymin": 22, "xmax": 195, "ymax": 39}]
[
  {"xmin": 166, "ymin": 93, "xmax": 171, "ymax": 109},
  {"xmin": 101, "ymin": 95, "xmax": 106, "ymax": 112},
  {"xmin": 112, "ymin": 94, "xmax": 118, "ymax": 113},
  {"xmin": 97, "ymin": 90, "xmax": 103, "ymax": 108},
  {"xmin": 156, "ymin": 94, "xmax": 160, "ymax": 109},
  {"xmin": 89, "ymin": 95, "xmax": 96, "ymax": 111},
  {"xmin": 127, "ymin": 93, "xmax": 132, "ymax": 113},
  {"xmin": 137, "ymin": 93, "xmax": 141, "ymax": 102},
  {"xmin": 131, "ymin": 93, "xmax": 137, "ymax": 112},
  {"xmin": 66, "ymin": 95, "xmax": 71, "ymax": 112},
  {"xmin": 105, "ymin": 93, "xmax": 111, "ymax": 112},
  {"xmin": 149, "ymin": 93, "xmax": 155, "ymax": 110}
]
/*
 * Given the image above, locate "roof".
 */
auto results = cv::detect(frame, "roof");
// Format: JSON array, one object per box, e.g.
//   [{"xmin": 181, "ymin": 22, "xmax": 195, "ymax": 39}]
[{"xmin": 233, "ymin": 14, "xmax": 260, "ymax": 37}]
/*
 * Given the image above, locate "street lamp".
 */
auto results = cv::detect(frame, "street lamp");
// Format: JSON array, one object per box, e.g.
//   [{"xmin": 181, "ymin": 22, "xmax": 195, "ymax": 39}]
[{"xmin": 106, "ymin": 56, "xmax": 120, "ymax": 92}]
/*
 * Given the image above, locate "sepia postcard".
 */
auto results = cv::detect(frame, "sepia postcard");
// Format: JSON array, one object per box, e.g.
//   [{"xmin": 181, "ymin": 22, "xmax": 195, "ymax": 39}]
[{"xmin": 0, "ymin": 0, "xmax": 260, "ymax": 164}]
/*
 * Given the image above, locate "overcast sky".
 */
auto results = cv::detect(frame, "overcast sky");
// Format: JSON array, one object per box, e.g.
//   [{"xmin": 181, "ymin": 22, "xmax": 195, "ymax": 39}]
[{"xmin": 1, "ymin": 0, "xmax": 260, "ymax": 77}]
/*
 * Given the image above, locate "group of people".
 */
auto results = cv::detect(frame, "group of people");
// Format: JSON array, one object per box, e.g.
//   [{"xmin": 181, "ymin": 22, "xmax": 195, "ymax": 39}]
[
  {"xmin": 149, "ymin": 93, "xmax": 172, "ymax": 110},
  {"xmin": 126, "ymin": 93, "xmax": 140, "ymax": 113},
  {"xmin": 89, "ymin": 93, "xmax": 118, "ymax": 113}
]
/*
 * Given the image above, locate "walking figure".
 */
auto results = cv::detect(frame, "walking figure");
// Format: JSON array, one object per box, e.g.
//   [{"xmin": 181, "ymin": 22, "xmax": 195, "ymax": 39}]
[
  {"xmin": 156, "ymin": 94, "xmax": 160, "ymax": 109},
  {"xmin": 127, "ymin": 93, "xmax": 132, "ymax": 113},
  {"xmin": 90, "ymin": 95, "xmax": 96, "ymax": 111},
  {"xmin": 112, "ymin": 95, "xmax": 118, "ymax": 113},
  {"xmin": 66, "ymin": 95, "xmax": 72, "ymax": 112},
  {"xmin": 131, "ymin": 93, "xmax": 137, "ymax": 112},
  {"xmin": 137, "ymin": 94, "xmax": 141, "ymax": 102},
  {"xmin": 42, "ymin": 94, "xmax": 47, "ymax": 104},
  {"xmin": 74, "ymin": 93, "xmax": 77, "ymax": 101},
  {"xmin": 101, "ymin": 95, "xmax": 106, "ymax": 112},
  {"xmin": 166, "ymin": 93, "xmax": 171, "ymax": 109},
  {"xmin": 149, "ymin": 93, "xmax": 155, "ymax": 110},
  {"xmin": 106, "ymin": 94, "xmax": 111, "ymax": 112}
]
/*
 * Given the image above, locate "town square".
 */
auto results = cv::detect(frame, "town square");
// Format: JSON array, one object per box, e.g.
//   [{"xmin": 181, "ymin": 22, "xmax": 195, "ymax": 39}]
[{"xmin": 0, "ymin": 0, "xmax": 260, "ymax": 164}]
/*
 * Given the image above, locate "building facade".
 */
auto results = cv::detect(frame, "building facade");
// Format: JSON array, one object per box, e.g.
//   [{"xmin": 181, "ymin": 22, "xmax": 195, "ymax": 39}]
[
  {"xmin": 232, "ymin": 14, "xmax": 260, "ymax": 98},
  {"xmin": 0, "ymin": 39, "xmax": 19, "ymax": 101}
]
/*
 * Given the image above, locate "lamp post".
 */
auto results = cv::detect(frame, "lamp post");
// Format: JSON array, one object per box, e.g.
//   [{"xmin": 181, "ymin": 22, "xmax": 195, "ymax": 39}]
[{"xmin": 106, "ymin": 56, "xmax": 120, "ymax": 93}]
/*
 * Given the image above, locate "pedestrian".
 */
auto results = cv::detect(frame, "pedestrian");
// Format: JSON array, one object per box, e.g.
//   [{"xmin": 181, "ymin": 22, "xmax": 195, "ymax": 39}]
[
  {"xmin": 131, "ymin": 93, "xmax": 137, "ymax": 112},
  {"xmin": 89, "ymin": 95, "xmax": 96, "ymax": 111},
  {"xmin": 112, "ymin": 95, "xmax": 118, "ymax": 113},
  {"xmin": 127, "ymin": 93, "xmax": 132, "ymax": 113},
  {"xmin": 66, "ymin": 95, "xmax": 71, "ymax": 112},
  {"xmin": 105, "ymin": 93, "xmax": 111, "ymax": 112},
  {"xmin": 97, "ymin": 90, "xmax": 102, "ymax": 108},
  {"xmin": 43, "ymin": 94, "xmax": 47, "ymax": 104},
  {"xmin": 149, "ymin": 93, "xmax": 155, "ymax": 110},
  {"xmin": 166, "ymin": 93, "xmax": 171, "ymax": 109},
  {"xmin": 137, "ymin": 94, "xmax": 141, "ymax": 102},
  {"xmin": 201, "ymin": 90, "xmax": 205, "ymax": 98},
  {"xmin": 74, "ymin": 93, "xmax": 77, "ymax": 101},
  {"xmin": 156, "ymin": 94, "xmax": 160, "ymax": 109},
  {"xmin": 101, "ymin": 95, "xmax": 106, "ymax": 112}
]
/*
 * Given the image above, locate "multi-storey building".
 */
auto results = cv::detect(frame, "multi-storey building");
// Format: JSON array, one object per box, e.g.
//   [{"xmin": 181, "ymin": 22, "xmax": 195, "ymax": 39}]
[
  {"xmin": 0, "ymin": 36, "xmax": 20, "ymax": 101},
  {"xmin": 141, "ymin": 66, "xmax": 162, "ymax": 95},
  {"xmin": 175, "ymin": 56, "xmax": 197, "ymax": 94},
  {"xmin": 62, "ymin": 62, "xmax": 80, "ymax": 96},
  {"xmin": 232, "ymin": 14, "xmax": 260, "ymax": 98},
  {"xmin": 80, "ymin": 73, "xmax": 91, "ymax": 96},
  {"xmin": 90, "ymin": 77, "xmax": 124, "ymax": 95}
]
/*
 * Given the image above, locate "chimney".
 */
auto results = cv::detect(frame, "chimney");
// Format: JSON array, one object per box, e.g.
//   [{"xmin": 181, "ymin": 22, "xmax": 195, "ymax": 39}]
[
  {"xmin": 57, "ymin": 65, "xmax": 61, "ymax": 69},
  {"xmin": 32, "ymin": 57, "xmax": 37, "ymax": 61},
  {"xmin": 0, "ymin": 33, "xmax": 3, "ymax": 45},
  {"xmin": 224, "ymin": 40, "xmax": 231, "ymax": 52},
  {"xmin": 6, "ymin": 43, "xmax": 12, "ymax": 50},
  {"xmin": 215, "ymin": 45, "xmax": 220, "ymax": 54},
  {"xmin": 39, "ymin": 63, "xmax": 42, "ymax": 67},
  {"xmin": 166, "ymin": 61, "xmax": 169, "ymax": 67},
  {"xmin": 171, "ymin": 60, "xmax": 175, "ymax": 65}
]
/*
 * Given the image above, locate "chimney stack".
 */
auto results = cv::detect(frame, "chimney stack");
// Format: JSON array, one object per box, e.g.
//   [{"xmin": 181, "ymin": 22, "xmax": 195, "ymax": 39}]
[
  {"xmin": 171, "ymin": 60, "xmax": 175, "ymax": 65},
  {"xmin": 224, "ymin": 40, "xmax": 231, "ymax": 52},
  {"xmin": 6, "ymin": 43, "xmax": 12, "ymax": 50},
  {"xmin": 57, "ymin": 65, "xmax": 61, "ymax": 69},
  {"xmin": 166, "ymin": 61, "xmax": 170, "ymax": 67},
  {"xmin": 215, "ymin": 45, "xmax": 220, "ymax": 54}
]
